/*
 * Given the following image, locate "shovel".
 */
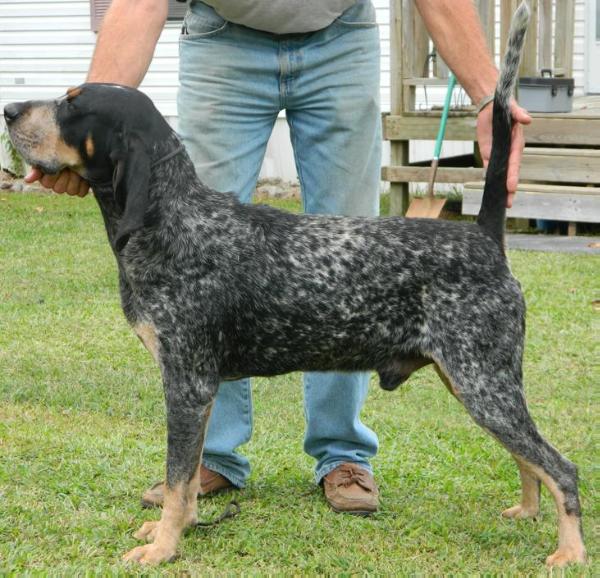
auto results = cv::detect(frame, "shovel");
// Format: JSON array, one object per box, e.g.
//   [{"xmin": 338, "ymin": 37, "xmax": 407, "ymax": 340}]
[{"xmin": 405, "ymin": 72, "xmax": 457, "ymax": 219}]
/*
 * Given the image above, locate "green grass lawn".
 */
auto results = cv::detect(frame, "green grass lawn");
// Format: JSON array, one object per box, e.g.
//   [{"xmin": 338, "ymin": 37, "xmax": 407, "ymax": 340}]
[{"xmin": 0, "ymin": 191, "xmax": 597, "ymax": 574}]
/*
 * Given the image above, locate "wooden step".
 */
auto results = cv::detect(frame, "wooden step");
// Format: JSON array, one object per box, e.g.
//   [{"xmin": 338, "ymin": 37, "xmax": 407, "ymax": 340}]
[
  {"xmin": 462, "ymin": 182, "xmax": 600, "ymax": 223},
  {"xmin": 382, "ymin": 148, "xmax": 600, "ymax": 185},
  {"xmin": 381, "ymin": 166, "xmax": 483, "ymax": 183},
  {"xmin": 521, "ymin": 148, "xmax": 600, "ymax": 183},
  {"xmin": 384, "ymin": 114, "xmax": 600, "ymax": 146}
]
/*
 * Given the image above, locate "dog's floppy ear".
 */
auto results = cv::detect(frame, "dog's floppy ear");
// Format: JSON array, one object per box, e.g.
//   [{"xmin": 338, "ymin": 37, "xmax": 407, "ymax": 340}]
[{"xmin": 110, "ymin": 131, "xmax": 151, "ymax": 252}]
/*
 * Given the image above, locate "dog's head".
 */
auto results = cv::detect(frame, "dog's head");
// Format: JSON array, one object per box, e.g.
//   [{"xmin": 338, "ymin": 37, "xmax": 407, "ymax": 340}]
[{"xmin": 4, "ymin": 83, "xmax": 175, "ymax": 250}]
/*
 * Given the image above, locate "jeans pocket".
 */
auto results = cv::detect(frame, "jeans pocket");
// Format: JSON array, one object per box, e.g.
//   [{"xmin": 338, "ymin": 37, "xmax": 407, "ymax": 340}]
[
  {"xmin": 181, "ymin": 1, "xmax": 228, "ymax": 39},
  {"xmin": 336, "ymin": 0, "xmax": 377, "ymax": 27}
]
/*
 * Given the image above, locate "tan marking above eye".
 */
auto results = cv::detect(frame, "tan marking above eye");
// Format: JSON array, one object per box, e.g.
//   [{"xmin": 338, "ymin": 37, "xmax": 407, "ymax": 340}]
[
  {"xmin": 85, "ymin": 134, "xmax": 95, "ymax": 157},
  {"xmin": 66, "ymin": 86, "xmax": 82, "ymax": 101}
]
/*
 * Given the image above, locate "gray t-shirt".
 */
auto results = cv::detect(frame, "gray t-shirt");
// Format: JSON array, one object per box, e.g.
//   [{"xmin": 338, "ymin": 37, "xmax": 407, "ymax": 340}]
[{"xmin": 202, "ymin": 0, "xmax": 358, "ymax": 34}]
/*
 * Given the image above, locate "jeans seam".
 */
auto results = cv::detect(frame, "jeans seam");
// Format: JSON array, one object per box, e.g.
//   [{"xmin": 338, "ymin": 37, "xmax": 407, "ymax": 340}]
[
  {"xmin": 286, "ymin": 113, "xmax": 308, "ymax": 213},
  {"xmin": 243, "ymin": 378, "xmax": 253, "ymax": 444}
]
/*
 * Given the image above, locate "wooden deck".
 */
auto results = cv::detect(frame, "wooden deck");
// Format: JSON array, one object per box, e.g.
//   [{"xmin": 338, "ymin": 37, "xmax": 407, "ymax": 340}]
[
  {"xmin": 549, "ymin": 94, "xmax": 600, "ymax": 116},
  {"xmin": 384, "ymin": 1, "xmax": 600, "ymax": 224},
  {"xmin": 383, "ymin": 95, "xmax": 600, "ymax": 147},
  {"xmin": 463, "ymin": 183, "xmax": 600, "ymax": 223},
  {"xmin": 383, "ymin": 96, "xmax": 600, "ymax": 224}
]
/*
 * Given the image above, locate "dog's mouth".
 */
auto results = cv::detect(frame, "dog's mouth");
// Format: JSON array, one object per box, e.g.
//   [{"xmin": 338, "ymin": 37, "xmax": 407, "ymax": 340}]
[
  {"xmin": 32, "ymin": 161, "xmax": 64, "ymax": 176},
  {"xmin": 6, "ymin": 114, "xmax": 76, "ymax": 177}
]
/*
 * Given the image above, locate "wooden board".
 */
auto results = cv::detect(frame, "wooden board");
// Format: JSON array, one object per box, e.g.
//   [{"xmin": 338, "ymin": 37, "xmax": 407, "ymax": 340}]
[
  {"xmin": 382, "ymin": 166, "xmax": 484, "ymax": 183},
  {"xmin": 383, "ymin": 148, "xmax": 600, "ymax": 186},
  {"xmin": 521, "ymin": 148, "xmax": 600, "ymax": 183},
  {"xmin": 384, "ymin": 115, "xmax": 477, "ymax": 141},
  {"xmin": 462, "ymin": 182, "xmax": 600, "ymax": 223},
  {"xmin": 384, "ymin": 115, "xmax": 600, "ymax": 146}
]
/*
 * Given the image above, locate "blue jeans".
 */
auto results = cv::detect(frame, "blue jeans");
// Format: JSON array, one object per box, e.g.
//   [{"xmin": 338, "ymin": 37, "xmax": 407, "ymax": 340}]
[{"xmin": 178, "ymin": 0, "xmax": 381, "ymax": 487}]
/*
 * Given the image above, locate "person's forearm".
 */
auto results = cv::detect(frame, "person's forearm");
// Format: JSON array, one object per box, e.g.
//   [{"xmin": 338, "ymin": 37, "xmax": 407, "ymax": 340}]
[
  {"xmin": 87, "ymin": 0, "xmax": 168, "ymax": 87},
  {"xmin": 415, "ymin": 0, "xmax": 498, "ymax": 104}
]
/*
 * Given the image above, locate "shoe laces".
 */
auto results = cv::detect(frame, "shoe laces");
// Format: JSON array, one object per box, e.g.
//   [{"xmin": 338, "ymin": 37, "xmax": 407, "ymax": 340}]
[{"xmin": 334, "ymin": 464, "xmax": 375, "ymax": 492}]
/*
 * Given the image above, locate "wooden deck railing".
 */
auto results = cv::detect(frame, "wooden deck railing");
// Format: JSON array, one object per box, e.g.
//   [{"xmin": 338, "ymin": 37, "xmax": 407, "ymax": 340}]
[
  {"xmin": 386, "ymin": 0, "xmax": 579, "ymax": 216},
  {"xmin": 391, "ymin": 0, "xmax": 575, "ymax": 116}
]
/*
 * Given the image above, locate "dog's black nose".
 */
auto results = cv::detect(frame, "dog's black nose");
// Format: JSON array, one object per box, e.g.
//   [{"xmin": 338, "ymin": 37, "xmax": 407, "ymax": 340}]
[{"xmin": 4, "ymin": 102, "xmax": 24, "ymax": 124}]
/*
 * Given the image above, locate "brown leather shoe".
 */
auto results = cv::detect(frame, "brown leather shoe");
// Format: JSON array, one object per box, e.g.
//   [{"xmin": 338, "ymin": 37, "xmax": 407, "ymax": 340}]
[
  {"xmin": 322, "ymin": 463, "xmax": 379, "ymax": 515},
  {"xmin": 140, "ymin": 465, "xmax": 235, "ymax": 508}
]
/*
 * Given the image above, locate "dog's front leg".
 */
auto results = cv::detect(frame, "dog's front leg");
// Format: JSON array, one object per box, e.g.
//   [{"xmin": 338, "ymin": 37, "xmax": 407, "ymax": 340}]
[{"xmin": 123, "ymin": 366, "xmax": 217, "ymax": 565}]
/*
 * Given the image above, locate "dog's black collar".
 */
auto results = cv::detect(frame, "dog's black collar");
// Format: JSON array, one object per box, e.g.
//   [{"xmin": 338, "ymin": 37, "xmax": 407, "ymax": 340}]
[{"xmin": 152, "ymin": 144, "xmax": 186, "ymax": 167}]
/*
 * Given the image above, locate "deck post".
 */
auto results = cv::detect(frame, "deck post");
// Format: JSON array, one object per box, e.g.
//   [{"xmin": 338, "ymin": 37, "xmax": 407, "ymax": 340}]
[
  {"xmin": 388, "ymin": 0, "xmax": 409, "ymax": 215},
  {"xmin": 538, "ymin": 0, "xmax": 552, "ymax": 70},
  {"xmin": 554, "ymin": 0, "xmax": 575, "ymax": 77},
  {"xmin": 521, "ymin": 0, "xmax": 538, "ymax": 76}
]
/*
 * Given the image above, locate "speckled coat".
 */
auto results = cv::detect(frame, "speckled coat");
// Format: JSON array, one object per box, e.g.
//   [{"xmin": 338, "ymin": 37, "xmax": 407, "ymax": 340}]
[{"xmin": 4, "ymin": 1, "xmax": 585, "ymax": 567}]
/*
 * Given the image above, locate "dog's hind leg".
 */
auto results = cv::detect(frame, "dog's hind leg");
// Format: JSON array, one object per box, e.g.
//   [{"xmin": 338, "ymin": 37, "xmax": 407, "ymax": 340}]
[
  {"xmin": 434, "ymin": 353, "xmax": 586, "ymax": 568},
  {"xmin": 501, "ymin": 459, "xmax": 540, "ymax": 519},
  {"xmin": 437, "ymin": 364, "xmax": 546, "ymax": 520},
  {"xmin": 123, "ymin": 360, "xmax": 217, "ymax": 565}
]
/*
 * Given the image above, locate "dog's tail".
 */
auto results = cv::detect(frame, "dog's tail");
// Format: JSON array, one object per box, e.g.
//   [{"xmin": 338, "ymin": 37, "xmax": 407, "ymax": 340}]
[{"xmin": 476, "ymin": 1, "xmax": 530, "ymax": 242}]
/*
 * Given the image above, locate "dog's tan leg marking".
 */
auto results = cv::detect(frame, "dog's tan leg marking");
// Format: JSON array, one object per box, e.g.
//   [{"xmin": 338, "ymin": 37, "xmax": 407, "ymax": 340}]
[
  {"xmin": 519, "ymin": 462, "xmax": 586, "ymax": 567},
  {"xmin": 123, "ymin": 403, "xmax": 212, "ymax": 564},
  {"xmin": 123, "ymin": 481, "xmax": 198, "ymax": 565},
  {"xmin": 133, "ymin": 520, "xmax": 160, "ymax": 543},
  {"xmin": 134, "ymin": 323, "xmax": 159, "ymax": 364},
  {"xmin": 502, "ymin": 459, "xmax": 540, "ymax": 519},
  {"xmin": 132, "ymin": 465, "xmax": 202, "ymax": 545},
  {"xmin": 432, "ymin": 359, "xmax": 585, "ymax": 566},
  {"xmin": 498, "ymin": 458, "xmax": 584, "ymax": 566},
  {"xmin": 434, "ymin": 363, "xmax": 461, "ymax": 400}
]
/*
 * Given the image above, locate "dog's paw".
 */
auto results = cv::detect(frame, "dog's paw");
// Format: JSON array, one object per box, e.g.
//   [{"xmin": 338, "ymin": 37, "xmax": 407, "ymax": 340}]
[
  {"xmin": 545, "ymin": 547, "xmax": 587, "ymax": 568},
  {"xmin": 122, "ymin": 543, "xmax": 177, "ymax": 565},
  {"xmin": 501, "ymin": 504, "xmax": 538, "ymax": 519},
  {"xmin": 133, "ymin": 520, "xmax": 159, "ymax": 542}
]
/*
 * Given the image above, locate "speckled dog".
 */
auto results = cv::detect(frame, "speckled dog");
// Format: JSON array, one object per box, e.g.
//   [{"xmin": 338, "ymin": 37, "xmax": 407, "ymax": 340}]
[{"xmin": 4, "ymin": 1, "xmax": 586, "ymax": 568}]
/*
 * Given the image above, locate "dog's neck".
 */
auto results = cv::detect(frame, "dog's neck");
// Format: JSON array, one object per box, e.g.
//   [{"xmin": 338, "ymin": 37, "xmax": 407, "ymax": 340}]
[
  {"xmin": 148, "ymin": 132, "xmax": 187, "ymax": 168},
  {"xmin": 91, "ymin": 135, "xmax": 205, "ymax": 253},
  {"xmin": 90, "ymin": 133, "xmax": 189, "ymax": 203}
]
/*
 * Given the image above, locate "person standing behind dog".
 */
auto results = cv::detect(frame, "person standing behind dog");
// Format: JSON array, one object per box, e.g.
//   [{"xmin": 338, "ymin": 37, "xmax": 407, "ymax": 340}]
[{"xmin": 26, "ymin": 0, "xmax": 531, "ymax": 514}]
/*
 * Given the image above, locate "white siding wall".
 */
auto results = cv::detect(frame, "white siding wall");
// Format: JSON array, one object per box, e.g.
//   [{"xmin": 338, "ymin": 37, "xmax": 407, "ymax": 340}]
[
  {"xmin": 0, "ymin": 0, "xmax": 182, "ymax": 115},
  {"xmin": 0, "ymin": 0, "xmax": 589, "ymax": 181}
]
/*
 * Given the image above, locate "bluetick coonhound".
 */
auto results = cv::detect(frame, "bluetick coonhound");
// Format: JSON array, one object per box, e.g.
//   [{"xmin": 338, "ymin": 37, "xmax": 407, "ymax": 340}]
[{"xmin": 4, "ymin": 1, "xmax": 586, "ymax": 567}]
